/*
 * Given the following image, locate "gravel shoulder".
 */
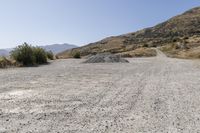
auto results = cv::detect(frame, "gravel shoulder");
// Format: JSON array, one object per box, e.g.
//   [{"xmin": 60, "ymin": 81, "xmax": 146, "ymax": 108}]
[{"xmin": 1, "ymin": 50, "xmax": 200, "ymax": 132}]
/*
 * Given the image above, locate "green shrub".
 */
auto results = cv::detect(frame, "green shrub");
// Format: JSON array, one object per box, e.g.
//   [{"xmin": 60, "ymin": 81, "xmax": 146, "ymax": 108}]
[
  {"xmin": 10, "ymin": 43, "xmax": 48, "ymax": 66},
  {"xmin": 33, "ymin": 47, "xmax": 47, "ymax": 64},
  {"xmin": 10, "ymin": 43, "xmax": 36, "ymax": 66},
  {"xmin": 143, "ymin": 43, "xmax": 149, "ymax": 47},
  {"xmin": 46, "ymin": 51, "xmax": 54, "ymax": 60},
  {"xmin": 73, "ymin": 52, "xmax": 81, "ymax": 58}
]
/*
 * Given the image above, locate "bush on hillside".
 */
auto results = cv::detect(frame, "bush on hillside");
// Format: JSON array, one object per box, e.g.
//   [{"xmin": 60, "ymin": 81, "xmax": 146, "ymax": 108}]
[
  {"xmin": 73, "ymin": 52, "xmax": 81, "ymax": 58},
  {"xmin": 183, "ymin": 36, "xmax": 189, "ymax": 40},
  {"xmin": 46, "ymin": 51, "xmax": 54, "ymax": 60},
  {"xmin": 143, "ymin": 43, "xmax": 149, "ymax": 47}
]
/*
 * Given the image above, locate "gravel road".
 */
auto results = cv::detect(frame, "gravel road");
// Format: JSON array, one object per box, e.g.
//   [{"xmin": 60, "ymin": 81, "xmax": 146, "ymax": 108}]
[{"xmin": 1, "ymin": 50, "xmax": 200, "ymax": 133}]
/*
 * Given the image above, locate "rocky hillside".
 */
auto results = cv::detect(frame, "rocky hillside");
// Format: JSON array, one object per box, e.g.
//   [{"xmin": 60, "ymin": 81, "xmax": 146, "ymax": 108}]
[{"xmin": 58, "ymin": 7, "xmax": 200, "ymax": 58}]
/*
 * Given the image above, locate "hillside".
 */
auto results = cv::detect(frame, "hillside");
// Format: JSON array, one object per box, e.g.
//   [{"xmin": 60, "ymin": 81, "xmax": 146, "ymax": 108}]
[{"xmin": 58, "ymin": 7, "xmax": 200, "ymax": 58}]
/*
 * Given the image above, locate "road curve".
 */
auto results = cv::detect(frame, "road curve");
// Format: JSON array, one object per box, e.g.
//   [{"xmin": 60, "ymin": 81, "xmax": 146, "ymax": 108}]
[{"xmin": 1, "ymin": 51, "xmax": 200, "ymax": 132}]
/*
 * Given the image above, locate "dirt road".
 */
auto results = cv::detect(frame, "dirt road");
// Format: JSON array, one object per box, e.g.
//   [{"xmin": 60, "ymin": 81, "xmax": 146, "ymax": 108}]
[{"xmin": 1, "ymin": 50, "xmax": 200, "ymax": 132}]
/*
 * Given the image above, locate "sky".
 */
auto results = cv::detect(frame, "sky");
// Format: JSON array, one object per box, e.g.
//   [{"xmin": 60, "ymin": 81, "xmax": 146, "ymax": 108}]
[{"xmin": 0, "ymin": 0, "xmax": 200, "ymax": 49}]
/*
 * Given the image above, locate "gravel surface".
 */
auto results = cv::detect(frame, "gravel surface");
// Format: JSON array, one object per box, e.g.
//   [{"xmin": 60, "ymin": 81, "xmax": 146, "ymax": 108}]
[
  {"xmin": 83, "ymin": 53, "xmax": 129, "ymax": 63},
  {"xmin": 1, "ymin": 50, "xmax": 200, "ymax": 132}
]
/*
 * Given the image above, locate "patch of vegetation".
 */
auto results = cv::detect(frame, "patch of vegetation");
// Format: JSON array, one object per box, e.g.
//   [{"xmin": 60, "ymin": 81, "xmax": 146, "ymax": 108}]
[
  {"xmin": 183, "ymin": 36, "xmax": 189, "ymax": 40},
  {"xmin": 33, "ymin": 47, "xmax": 47, "ymax": 64},
  {"xmin": 172, "ymin": 37, "xmax": 181, "ymax": 43},
  {"xmin": 73, "ymin": 52, "xmax": 81, "ymax": 58},
  {"xmin": 0, "ymin": 57, "xmax": 17, "ymax": 68},
  {"xmin": 119, "ymin": 48, "xmax": 157, "ymax": 58},
  {"xmin": 142, "ymin": 43, "xmax": 149, "ymax": 47},
  {"xmin": 46, "ymin": 51, "xmax": 54, "ymax": 60},
  {"xmin": 55, "ymin": 55, "xmax": 59, "ymax": 59},
  {"xmin": 11, "ymin": 43, "xmax": 36, "ymax": 66},
  {"xmin": 10, "ymin": 43, "xmax": 49, "ymax": 66}
]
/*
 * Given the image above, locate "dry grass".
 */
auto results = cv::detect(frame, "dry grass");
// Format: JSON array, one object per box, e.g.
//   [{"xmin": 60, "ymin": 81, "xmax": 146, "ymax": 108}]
[
  {"xmin": 160, "ymin": 36, "xmax": 200, "ymax": 59},
  {"xmin": 173, "ymin": 47, "xmax": 200, "ymax": 59},
  {"xmin": 118, "ymin": 48, "xmax": 157, "ymax": 57},
  {"xmin": 0, "ymin": 57, "xmax": 18, "ymax": 68}
]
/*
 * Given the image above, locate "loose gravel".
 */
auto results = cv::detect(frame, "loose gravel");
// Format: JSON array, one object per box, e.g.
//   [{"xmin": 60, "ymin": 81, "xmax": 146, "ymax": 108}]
[{"xmin": 1, "ymin": 50, "xmax": 200, "ymax": 132}]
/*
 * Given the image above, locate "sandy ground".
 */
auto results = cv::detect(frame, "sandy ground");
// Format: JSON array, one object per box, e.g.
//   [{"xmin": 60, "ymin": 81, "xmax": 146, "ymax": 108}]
[{"xmin": 1, "ymin": 51, "xmax": 200, "ymax": 133}]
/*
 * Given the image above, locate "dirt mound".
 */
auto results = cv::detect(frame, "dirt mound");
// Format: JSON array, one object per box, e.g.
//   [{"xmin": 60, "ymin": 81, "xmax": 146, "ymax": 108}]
[{"xmin": 83, "ymin": 53, "xmax": 129, "ymax": 63}]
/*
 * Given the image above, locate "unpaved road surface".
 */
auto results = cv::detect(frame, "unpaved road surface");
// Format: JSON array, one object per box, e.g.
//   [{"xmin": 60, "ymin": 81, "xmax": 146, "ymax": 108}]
[{"xmin": 1, "ymin": 51, "xmax": 200, "ymax": 133}]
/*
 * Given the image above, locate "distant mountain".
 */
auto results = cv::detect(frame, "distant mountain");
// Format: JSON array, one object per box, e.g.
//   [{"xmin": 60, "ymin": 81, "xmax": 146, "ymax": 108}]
[
  {"xmin": 40, "ymin": 43, "xmax": 77, "ymax": 54},
  {"xmin": 58, "ymin": 7, "xmax": 200, "ymax": 59},
  {"xmin": 0, "ymin": 49, "xmax": 10, "ymax": 56},
  {"xmin": 0, "ymin": 43, "xmax": 77, "ymax": 56}
]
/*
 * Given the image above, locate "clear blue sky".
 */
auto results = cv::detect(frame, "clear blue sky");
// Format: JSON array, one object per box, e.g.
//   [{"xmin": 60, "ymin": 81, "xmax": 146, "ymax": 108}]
[{"xmin": 0, "ymin": 0, "xmax": 200, "ymax": 49}]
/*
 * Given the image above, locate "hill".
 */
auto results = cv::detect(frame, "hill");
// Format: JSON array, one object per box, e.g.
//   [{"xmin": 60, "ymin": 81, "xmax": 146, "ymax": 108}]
[{"xmin": 58, "ymin": 7, "xmax": 200, "ymax": 58}]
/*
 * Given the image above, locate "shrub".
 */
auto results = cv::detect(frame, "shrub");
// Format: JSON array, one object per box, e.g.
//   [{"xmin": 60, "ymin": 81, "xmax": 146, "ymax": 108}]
[
  {"xmin": 143, "ymin": 43, "xmax": 149, "ymax": 47},
  {"xmin": 172, "ymin": 37, "xmax": 180, "ymax": 42},
  {"xmin": 0, "ymin": 57, "xmax": 8, "ymax": 68},
  {"xmin": 10, "ymin": 43, "xmax": 48, "ymax": 66},
  {"xmin": 183, "ymin": 36, "xmax": 189, "ymax": 40},
  {"xmin": 46, "ymin": 51, "xmax": 54, "ymax": 60},
  {"xmin": 55, "ymin": 55, "xmax": 59, "ymax": 59},
  {"xmin": 172, "ymin": 38, "xmax": 177, "ymax": 42},
  {"xmin": 33, "ymin": 47, "xmax": 47, "ymax": 64},
  {"xmin": 73, "ymin": 52, "xmax": 81, "ymax": 58},
  {"xmin": 10, "ymin": 43, "xmax": 36, "ymax": 66},
  {"xmin": 152, "ymin": 44, "xmax": 157, "ymax": 47},
  {"xmin": 0, "ymin": 57, "xmax": 17, "ymax": 68}
]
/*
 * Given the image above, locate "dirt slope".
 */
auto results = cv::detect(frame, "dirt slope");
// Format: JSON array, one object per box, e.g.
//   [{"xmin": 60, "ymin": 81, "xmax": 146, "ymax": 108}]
[{"xmin": 1, "ymin": 51, "xmax": 200, "ymax": 132}]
